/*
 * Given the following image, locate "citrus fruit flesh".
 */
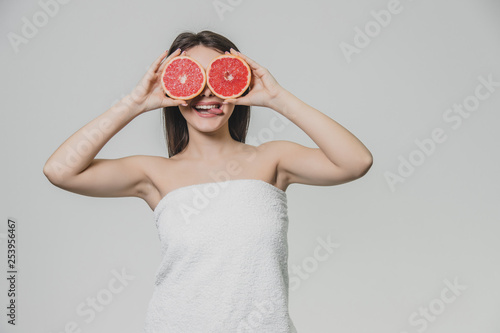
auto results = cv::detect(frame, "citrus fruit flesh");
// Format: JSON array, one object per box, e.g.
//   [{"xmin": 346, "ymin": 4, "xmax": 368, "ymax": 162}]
[
  {"xmin": 206, "ymin": 55, "xmax": 251, "ymax": 99},
  {"xmin": 161, "ymin": 56, "xmax": 206, "ymax": 100}
]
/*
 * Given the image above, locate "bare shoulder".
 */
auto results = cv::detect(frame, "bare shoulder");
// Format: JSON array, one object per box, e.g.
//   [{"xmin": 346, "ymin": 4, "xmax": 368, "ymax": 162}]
[
  {"xmin": 257, "ymin": 140, "xmax": 301, "ymax": 160},
  {"xmin": 257, "ymin": 139, "xmax": 303, "ymax": 169},
  {"xmin": 259, "ymin": 140, "xmax": 343, "ymax": 187},
  {"xmin": 259, "ymin": 140, "xmax": 296, "ymax": 150},
  {"xmin": 125, "ymin": 154, "xmax": 169, "ymax": 173},
  {"xmin": 260, "ymin": 139, "xmax": 369, "ymax": 187}
]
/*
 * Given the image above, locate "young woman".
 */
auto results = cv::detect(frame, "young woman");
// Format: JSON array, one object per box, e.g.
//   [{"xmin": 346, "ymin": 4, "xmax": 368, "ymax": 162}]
[{"xmin": 43, "ymin": 31, "xmax": 373, "ymax": 332}]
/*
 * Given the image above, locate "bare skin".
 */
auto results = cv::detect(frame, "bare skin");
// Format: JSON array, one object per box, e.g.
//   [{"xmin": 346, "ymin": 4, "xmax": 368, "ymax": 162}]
[{"xmin": 43, "ymin": 45, "xmax": 373, "ymax": 212}]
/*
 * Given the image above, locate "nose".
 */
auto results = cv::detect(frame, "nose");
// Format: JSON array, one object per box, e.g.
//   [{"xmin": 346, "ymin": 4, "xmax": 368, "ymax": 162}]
[{"xmin": 200, "ymin": 83, "xmax": 214, "ymax": 97}]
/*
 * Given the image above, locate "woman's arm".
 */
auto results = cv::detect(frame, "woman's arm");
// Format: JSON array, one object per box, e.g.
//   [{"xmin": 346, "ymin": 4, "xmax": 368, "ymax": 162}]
[
  {"xmin": 224, "ymin": 49, "xmax": 373, "ymax": 187},
  {"xmin": 43, "ymin": 48, "xmax": 186, "ymax": 198},
  {"xmin": 269, "ymin": 89, "xmax": 373, "ymax": 186},
  {"xmin": 43, "ymin": 98, "xmax": 149, "ymax": 197}
]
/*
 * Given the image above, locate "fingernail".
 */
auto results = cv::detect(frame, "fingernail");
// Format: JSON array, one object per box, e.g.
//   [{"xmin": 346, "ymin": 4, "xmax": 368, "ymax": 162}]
[{"xmin": 181, "ymin": 103, "xmax": 188, "ymax": 106}]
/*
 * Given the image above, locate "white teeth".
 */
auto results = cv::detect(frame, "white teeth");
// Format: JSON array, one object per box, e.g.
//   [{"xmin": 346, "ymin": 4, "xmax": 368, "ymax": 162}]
[{"xmin": 195, "ymin": 104, "xmax": 219, "ymax": 110}]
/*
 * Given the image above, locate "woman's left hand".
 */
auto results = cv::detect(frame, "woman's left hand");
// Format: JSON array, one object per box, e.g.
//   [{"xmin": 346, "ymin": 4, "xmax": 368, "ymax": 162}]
[{"xmin": 222, "ymin": 48, "xmax": 285, "ymax": 109}]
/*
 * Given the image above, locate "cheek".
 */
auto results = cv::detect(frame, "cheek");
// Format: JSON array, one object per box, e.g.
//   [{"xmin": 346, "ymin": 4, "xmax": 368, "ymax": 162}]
[
  {"xmin": 224, "ymin": 104, "xmax": 236, "ymax": 115},
  {"xmin": 177, "ymin": 106, "xmax": 194, "ymax": 121},
  {"xmin": 179, "ymin": 104, "xmax": 195, "ymax": 114}
]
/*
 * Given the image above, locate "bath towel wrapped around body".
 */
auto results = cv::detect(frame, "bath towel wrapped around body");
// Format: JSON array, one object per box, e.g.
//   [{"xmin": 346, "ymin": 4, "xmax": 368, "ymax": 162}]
[{"xmin": 143, "ymin": 179, "xmax": 297, "ymax": 332}]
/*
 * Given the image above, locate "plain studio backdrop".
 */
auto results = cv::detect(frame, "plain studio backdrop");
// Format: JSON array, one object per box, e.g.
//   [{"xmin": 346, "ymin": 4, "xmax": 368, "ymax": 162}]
[{"xmin": 1, "ymin": 0, "xmax": 500, "ymax": 332}]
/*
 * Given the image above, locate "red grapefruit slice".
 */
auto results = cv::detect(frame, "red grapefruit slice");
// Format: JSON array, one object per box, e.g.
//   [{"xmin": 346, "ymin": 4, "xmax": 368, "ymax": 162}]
[
  {"xmin": 206, "ymin": 55, "xmax": 251, "ymax": 99},
  {"xmin": 161, "ymin": 56, "xmax": 206, "ymax": 100}
]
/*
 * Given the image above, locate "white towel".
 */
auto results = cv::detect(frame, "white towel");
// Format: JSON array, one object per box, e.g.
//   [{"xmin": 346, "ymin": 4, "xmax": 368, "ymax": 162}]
[{"xmin": 143, "ymin": 179, "xmax": 297, "ymax": 333}]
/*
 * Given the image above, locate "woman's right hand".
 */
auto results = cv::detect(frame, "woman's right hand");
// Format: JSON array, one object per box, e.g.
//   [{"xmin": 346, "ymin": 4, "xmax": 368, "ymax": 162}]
[{"xmin": 129, "ymin": 48, "xmax": 187, "ymax": 113}]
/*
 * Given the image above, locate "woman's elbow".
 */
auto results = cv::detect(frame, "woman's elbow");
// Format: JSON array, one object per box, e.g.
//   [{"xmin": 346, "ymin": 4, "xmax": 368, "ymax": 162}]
[{"xmin": 43, "ymin": 162, "xmax": 67, "ymax": 187}]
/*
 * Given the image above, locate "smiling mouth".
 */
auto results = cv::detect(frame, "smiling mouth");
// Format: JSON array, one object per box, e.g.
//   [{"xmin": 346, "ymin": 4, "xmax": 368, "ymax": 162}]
[{"xmin": 192, "ymin": 104, "xmax": 223, "ymax": 115}]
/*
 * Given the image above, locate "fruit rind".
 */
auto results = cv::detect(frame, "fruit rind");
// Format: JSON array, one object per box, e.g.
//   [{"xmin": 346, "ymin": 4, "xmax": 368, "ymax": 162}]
[
  {"xmin": 161, "ymin": 56, "xmax": 207, "ymax": 100},
  {"xmin": 206, "ymin": 55, "xmax": 252, "ymax": 99}
]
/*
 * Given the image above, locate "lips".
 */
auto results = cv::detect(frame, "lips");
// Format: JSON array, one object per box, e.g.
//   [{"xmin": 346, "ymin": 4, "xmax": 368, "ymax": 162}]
[{"xmin": 191, "ymin": 101, "xmax": 223, "ymax": 115}]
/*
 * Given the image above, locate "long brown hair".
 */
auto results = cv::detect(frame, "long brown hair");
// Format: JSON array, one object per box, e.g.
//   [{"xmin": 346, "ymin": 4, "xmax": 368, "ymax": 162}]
[{"xmin": 161, "ymin": 30, "xmax": 251, "ymax": 157}]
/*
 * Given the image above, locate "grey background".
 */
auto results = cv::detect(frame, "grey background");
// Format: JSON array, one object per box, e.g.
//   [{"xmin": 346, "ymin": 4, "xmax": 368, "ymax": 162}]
[{"xmin": 1, "ymin": 0, "xmax": 500, "ymax": 332}]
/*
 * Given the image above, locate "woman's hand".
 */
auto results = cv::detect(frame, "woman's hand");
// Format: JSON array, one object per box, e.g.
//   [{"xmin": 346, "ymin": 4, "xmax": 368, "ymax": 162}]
[
  {"xmin": 129, "ymin": 48, "xmax": 187, "ymax": 113},
  {"xmin": 223, "ymin": 48, "xmax": 286, "ymax": 109}
]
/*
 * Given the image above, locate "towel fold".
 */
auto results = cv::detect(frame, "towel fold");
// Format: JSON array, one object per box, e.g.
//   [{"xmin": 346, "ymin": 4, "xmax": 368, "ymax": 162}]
[{"xmin": 143, "ymin": 179, "xmax": 297, "ymax": 333}]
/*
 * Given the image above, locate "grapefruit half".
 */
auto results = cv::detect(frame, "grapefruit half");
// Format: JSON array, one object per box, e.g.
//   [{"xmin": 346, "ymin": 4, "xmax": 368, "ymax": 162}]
[
  {"xmin": 206, "ymin": 55, "xmax": 251, "ymax": 99},
  {"xmin": 161, "ymin": 56, "xmax": 206, "ymax": 100}
]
